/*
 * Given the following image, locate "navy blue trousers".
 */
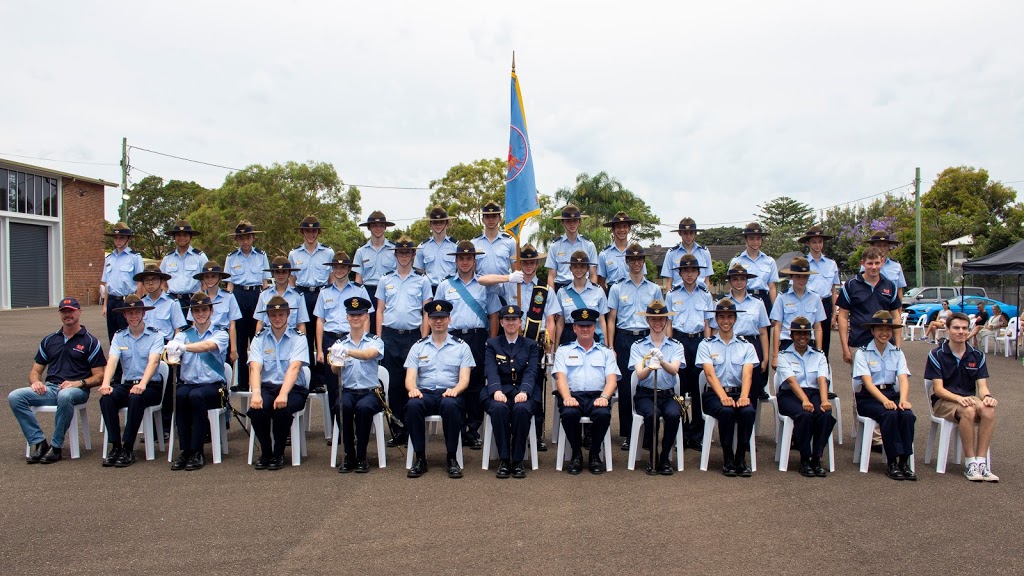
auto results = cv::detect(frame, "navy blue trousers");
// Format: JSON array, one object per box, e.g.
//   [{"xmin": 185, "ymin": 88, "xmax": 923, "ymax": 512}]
[
  {"xmin": 676, "ymin": 333, "xmax": 703, "ymax": 442},
  {"xmin": 856, "ymin": 389, "xmax": 916, "ymax": 460},
  {"xmin": 777, "ymin": 388, "xmax": 836, "ymax": 460},
  {"xmin": 247, "ymin": 383, "xmax": 308, "ymax": 458},
  {"xmin": 406, "ymin": 390, "xmax": 464, "ymax": 459},
  {"xmin": 232, "ymin": 287, "xmax": 260, "ymax": 388},
  {"xmin": 340, "ymin": 389, "xmax": 380, "ymax": 460},
  {"xmin": 484, "ymin": 384, "xmax": 532, "ymax": 461},
  {"xmin": 99, "ymin": 381, "xmax": 163, "ymax": 451},
  {"xmin": 634, "ymin": 387, "xmax": 682, "ymax": 461},
  {"xmin": 702, "ymin": 389, "xmax": 756, "ymax": 461},
  {"xmin": 381, "ymin": 327, "xmax": 418, "ymax": 436},
  {"xmin": 557, "ymin": 391, "xmax": 611, "ymax": 456},
  {"xmin": 175, "ymin": 381, "xmax": 224, "ymax": 452}
]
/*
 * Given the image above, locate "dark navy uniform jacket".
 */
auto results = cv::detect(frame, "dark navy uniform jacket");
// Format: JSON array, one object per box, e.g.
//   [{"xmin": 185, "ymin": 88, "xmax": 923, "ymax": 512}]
[{"xmin": 484, "ymin": 335, "xmax": 541, "ymax": 398}]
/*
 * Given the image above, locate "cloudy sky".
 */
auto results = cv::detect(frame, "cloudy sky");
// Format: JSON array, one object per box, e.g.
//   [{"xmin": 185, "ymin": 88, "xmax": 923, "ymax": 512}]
[{"xmin": 4, "ymin": 1, "xmax": 1023, "ymax": 244}]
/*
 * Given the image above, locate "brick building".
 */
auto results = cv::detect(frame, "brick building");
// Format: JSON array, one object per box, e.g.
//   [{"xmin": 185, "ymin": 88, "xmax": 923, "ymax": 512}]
[{"xmin": 0, "ymin": 159, "xmax": 116, "ymax": 309}]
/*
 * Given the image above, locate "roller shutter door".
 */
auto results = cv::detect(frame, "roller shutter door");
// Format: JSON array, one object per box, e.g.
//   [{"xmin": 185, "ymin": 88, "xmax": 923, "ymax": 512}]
[{"xmin": 9, "ymin": 222, "xmax": 49, "ymax": 307}]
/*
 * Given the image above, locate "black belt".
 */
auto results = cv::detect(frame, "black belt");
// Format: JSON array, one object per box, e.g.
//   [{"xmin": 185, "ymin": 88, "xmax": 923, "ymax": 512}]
[
  {"xmin": 295, "ymin": 285, "xmax": 325, "ymax": 293},
  {"xmin": 874, "ymin": 384, "xmax": 895, "ymax": 391},
  {"xmin": 677, "ymin": 332, "xmax": 703, "ymax": 339},
  {"xmin": 383, "ymin": 326, "xmax": 418, "ymax": 335},
  {"xmin": 108, "ymin": 294, "xmax": 126, "ymax": 300},
  {"xmin": 234, "ymin": 285, "xmax": 262, "ymax": 292},
  {"xmin": 181, "ymin": 380, "xmax": 226, "ymax": 387},
  {"xmin": 618, "ymin": 329, "xmax": 649, "ymax": 337},
  {"xmin": 749, "ymin": 289, "xmax": 768, "ymax": 296},
  {"xmin": 326, "ymin": 331, "xmax": 348, "ymax": 340},
  {"xmin": 123, "ymin": 379, "xmax": 161, "ymax": 386},
  {"xmin": 450, "ymin": 328, "xmax": 486, "ymax": 335},
  {"xmin": 170, "ymin": 292, "xmax": 192, "ymax": 300}
]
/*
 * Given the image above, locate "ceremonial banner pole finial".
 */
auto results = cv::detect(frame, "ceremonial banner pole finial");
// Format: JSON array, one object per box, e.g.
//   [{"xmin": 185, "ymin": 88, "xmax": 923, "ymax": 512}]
[{"xmin": 512, "ymin": 51, "xmax": 516, "ymax": 73}]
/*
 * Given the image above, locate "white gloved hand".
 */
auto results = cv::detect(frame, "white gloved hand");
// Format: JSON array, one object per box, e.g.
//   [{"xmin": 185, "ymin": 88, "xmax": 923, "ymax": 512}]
[
  {"xmin": 650, "ymin": 348, "xmax": 664, "ymax": 361},
  {"xmin": 646, "ymin": 357, "xmax": 661, "ymax": 370},
  {"xmin": 508, "ymin": 270, "xmax": 525, "ymax": 284},
  {"xmin": 165, "ymin": 341, "xmax": 185, "ymax": 363},
  {"xmin": 328, "ymin": 342, "xmax": 348, "ymax": 366}
]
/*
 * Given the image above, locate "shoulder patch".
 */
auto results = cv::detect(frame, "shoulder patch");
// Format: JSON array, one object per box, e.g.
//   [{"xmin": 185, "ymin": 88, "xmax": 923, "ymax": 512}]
[
  {"xmin": 253, "ymin": 247, "xmax": 265, "ymax": 254},
  {"xmin": 191, "ymin": 248, "xmax": 205, "ymax": 255},
  {"xmin": 416, "ymin": 336, "xmax": 429, "ymax": 343},
  {"xmin": 146, "ymin": 326, "xmax": 160, "ymax": 333},
  {"xmin": 667, "ymin": 337, "xmax": 681, "ymax": 345},
  {"xmin": 698, "ymin": 285, "xmax": 709, "ymax": 292},
  {"xmin": 255, "ymin": 327, "xmax": 269, "ymax": 336}
]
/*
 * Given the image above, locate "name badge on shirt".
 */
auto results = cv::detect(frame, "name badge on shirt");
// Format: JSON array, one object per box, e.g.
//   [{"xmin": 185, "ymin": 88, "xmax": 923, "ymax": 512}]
[
  {"xmin": 496, "ymin": 354, "xmax": 507, "ymax": 360},
  {"xmin": 118, "ymin": 346, "xmax": 129, "ymax": 350},
  {"xmin": 296, "ymin": 260, "xmax": 304, "ymax": 265},
  {"xmin": 418, "ymin": 355, "xmax": 429, "ymax": 360},
  {"xmin": 557, "ymin": 252, "xmax": 565, "ymax": 256},
  {"xmin": 264, "ymin": 348, "xmax": 274, "ymax": 354}
]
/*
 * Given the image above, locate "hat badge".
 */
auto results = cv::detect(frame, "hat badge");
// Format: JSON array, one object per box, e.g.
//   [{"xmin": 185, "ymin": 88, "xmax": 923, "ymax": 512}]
[
  {"xmin": 435, "ymin": 304, "xmax": 442, "ymax": 312},
  {"xmin": 507, "ymin": 306, "xmax": 515, "ymax": 315},
  {"xmin": 581, "ymin": 310, "xmax": 589, "ymax": 320}
]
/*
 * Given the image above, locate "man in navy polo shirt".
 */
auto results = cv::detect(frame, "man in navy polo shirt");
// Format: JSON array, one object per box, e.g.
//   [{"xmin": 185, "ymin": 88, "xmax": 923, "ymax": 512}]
[
  {"xmin": 9, "ymin": 297, "xmax": 106, "ymax": 464},
  {"xmin": 836, "ymin": 247, "xmax": 903, "ymax": 365}
]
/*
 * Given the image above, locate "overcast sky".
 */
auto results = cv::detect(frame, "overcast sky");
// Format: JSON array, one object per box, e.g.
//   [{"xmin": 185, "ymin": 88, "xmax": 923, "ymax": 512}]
[{"xmin": 4, "ymin": 1, "xmax": 1022, "ymax": 244}]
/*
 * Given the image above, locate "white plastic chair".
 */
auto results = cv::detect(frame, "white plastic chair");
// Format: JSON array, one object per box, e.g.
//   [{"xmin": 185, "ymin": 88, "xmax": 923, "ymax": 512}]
[
  {"xmin": 25, "ymin": 403, "xmax": 92, "ymax": 459},
  {"xmin": 555, "ymin": 416, "xmax": 613, "ymax": 472},
  {"xmin": 851, "ymin": 378, "xmax": 915, "ymax": 474},
  {"xmin": 924, "ymin": 379, "xmax": 992, "ymax": 473},
  {"xmin": 330, "ymin": 366, "xmax": 389, "ymax": 469},
  {"xmin": 697, "ymin": 372, "xmax": 757, "ymax": 472},
  {"xmin": 480, "ymin": 377, "xmax": 540, "ymax": 470},
  {"xmin": 987, "ymin": 317, "xmax": 1018, "ymax": 357},
  {"xmin": 906, "ymin": 315, "xmax": 926, "ymax": 341},
  {"xmin": 626, "ymin": 372, "xmax": 684, "ymax": 472},
  {"xmin": 168, "ymin": 363, "xmax": 232, "ymax": 464},
  {"xmin": 769, "ymin": 370, "xmax": 835, "ymax": 472},
  {"xmin": 304, "ymin": 382, "xmax": 333, "ymax": 442},
  {"xmin": 246, "ymin": 366, "xmax": 311, "ymax": 466},
  {"xmin": 102, "ymin": 362, "xmax": 169, "ymax": 461}
]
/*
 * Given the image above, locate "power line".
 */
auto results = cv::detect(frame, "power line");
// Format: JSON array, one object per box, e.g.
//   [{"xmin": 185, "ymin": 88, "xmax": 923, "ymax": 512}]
[{"xmin": 0, "ymin": 151, "xmax": 119, "ymax": 167}]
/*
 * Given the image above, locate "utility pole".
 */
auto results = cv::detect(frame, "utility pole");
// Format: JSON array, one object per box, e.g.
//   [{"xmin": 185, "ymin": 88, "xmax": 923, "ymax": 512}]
[
  {"xmin": 118, "ymin": 137, "xmax": 129, "ymax": 221},
  {"xmin": 914, "ymin": 166, "xmax": 922, "ymax": 287}
]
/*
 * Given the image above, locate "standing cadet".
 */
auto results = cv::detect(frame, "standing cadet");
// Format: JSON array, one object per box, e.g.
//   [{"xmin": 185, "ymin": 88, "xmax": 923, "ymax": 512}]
[
  {"xmin": 247, "ymin": 295, "xmax": 309, "ymax": 471},
  {"xmin": 776, "ymin": 317, "xmax": 835, "ymax": 477},
  {"xmin": 101, "ymin": 222, "xmax": 144, "ymax": 342},
  {"xmin": 289, "ymin": 215, "xmax": 335, "ymax": 393},
  {"xmin": 329, "ymin": 297, "xmax": 384, "ymax": 473},
  {"xmin": 836, "ymin": 247, "xmax": 903, "ymax": 366},
  {"xmin": 712, "ymin": 264, "xmax": 771, "ymax": 407},
  {"xmin": 484, "ymin": 304, "xmax": 541, "ymax": 479},
  {"xmin": 354, "ymin": 210, "xmax": 397, "ymax": 336},
  {"xmin": 606, "ymin": 243, "xmax": 664, "ymax": 450},
  {"xmin": 376, "ymin": 237, "xmax": 432, "ymax": 447},
  {"xmin": 729, "ymin": 222, "xmax": 778, "ymax": 400},
  {"xmin": 224, "ymin": 220, "xmax": 270, "ymax": 392},
  {"xmin": 255, "ymin": 257, "xmax": 309, "ymax": 334},
  {"xmin": 136, "ymin": 264, "xmax": 187, "ymax": 435},
  {"xmin": 97, "ymin": 295, "xmax": 165, "ymax": 467},
  {"xmin": 434, "ymin": 241, "xmax": 501, "ymax": 449},
  {"xmin": 473, "ymin": 201, "xmax": 517, "ymax": 303},
  {"xmin": 189, "ymin": 261, "xmax": 242, "ymax": 368},
  {"xmin": 553, "ymin": 308, "xmax": 620, "ymax": 475},
  {"xmin": 160, "ymin": 220, "xmax": 208, "ymax": 316},
  {"xmin": 545, "ymin": 204, "xmax": 598, "ymax": 291},
  {"xmin": 770, "ymin": 257, "xmax": 826, "ymax": 368},
  {"xmin": 660, "ymin": 217, "xmax": 713, "ymax": 291},
  {"xmin": 314, "ymin": 252, "xmax": 372, "ymax": 431},
  {"xmin": 799, "ymin": 226, "xmax": 840, "ymax": 358},
  {"xmin": 413, "ymin": 206, "xmax": 458, "ymax": 293},
  {"xmin": 862, "ymin": 231, "xmax": 907, "ymax": 301},
  {"xmin": 665, "ymin": 254, "xmax": 713, "ymax": 449},
  {"xmin": 547, "ymin": 251, "xmax": 609, "ymax": 346},
  {"xmin": 698, "ymin": 298, "xmax": 760, "ymax": 477},
  {"xmin": 598, "ymin": 212, "xmax": 646, "ymax": 290},
  {"xmin": 629, "ymin": 300, "xmax": 685, "ymax": 475},
  {"xmin": 404, "ymin": 300, "xmax": 476, "ymax": 479}
]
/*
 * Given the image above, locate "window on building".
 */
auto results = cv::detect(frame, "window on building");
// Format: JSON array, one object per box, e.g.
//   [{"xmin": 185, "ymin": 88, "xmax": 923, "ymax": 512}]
[
  {"xmin": 1, "ymin": 168, "xmax": 60, "ymax": 218},
  {"xmin": 0, "ymin": 168, "xmax": 7, "ymax": 211}
]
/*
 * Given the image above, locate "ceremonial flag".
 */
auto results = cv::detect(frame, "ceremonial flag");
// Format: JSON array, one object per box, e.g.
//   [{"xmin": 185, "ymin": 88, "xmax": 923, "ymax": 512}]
[{"xmin": 505, "ymin": 61, "xmax": 539, "ymax": 241}]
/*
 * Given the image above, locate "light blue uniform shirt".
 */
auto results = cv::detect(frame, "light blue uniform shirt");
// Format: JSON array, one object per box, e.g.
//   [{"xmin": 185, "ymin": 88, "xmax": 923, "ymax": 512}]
[
  {"xmin": 414, "ymin": 236, "xmax": 458, "ymax": 286},
  {"xmin": 187, "ymin": 290, "xmax": 242, "ymax": 330},
  {"xmin": 255, "ymin": 286, "xmax": 309, "ymax": 329},
  {"xmin": 806, "ymin": 253, "xmax": 840, "ymax": 300},
  {"xmin": 776, "ymin": 345, "xmax": 830, "ymax": 391},
  {"xmin": 404, "ymin": 335, "xmax": 476, "ymax": 391},
  {"xmin": 314, "ymin": 282, "xmax": 373, "ymax": 334},
  {"xmin": 710, "ymin": 293, "xmax": 770, "ymax": 337},
  {"xmin": 354, "ymin": 239, "xmax": 396, "ymax": 286},
  {"xmin": 225, "ymin": 247, "xmax": 270, "ymax": 286},
  {"xmin": 597, "ymin": 244, "xmax": 648, "ymax": 285},
  {"xmin": 729, "ymin": 251, "xmax": 779, "ymax": 292},
  {"xmin": 161, "ymin": 247, "xmax": 208, "ymax": 294},
  {"xmin": 660, "ymin": 243, "xmax": 713, "ymax": 289},
  {"xmin": 101, "ymin": 247, "xmax": 145, "ymax": 297},
  {"xmin": 853, "ymin": 340, "xmax": 910, "ymax": 393},
  {"xmin": 696, "ymin": 335, "xmax": 758, "ymax": 389},
  {"xmin": 248, "ymin": 327, "xmax": 309, "ymax": 388},
  {"xmin": 338, "ymin": 333, "xmax": 384, "ymax": 390},
  {"xmin": 553, "ymin": 340, "xmax": 620, "ymax": 392},
  {"xmin": 667, "ymin": 284, "xmax": 713, "ymax": 334},
  {"xmin": 544, "ymin": 234, "xmax": 598, "ymax": 285},
  {"xmin": 288, "ymin": 243, "xmax": 335, "ymax": 287},
  {"xmin": 629, "ymin": 336, "xmax": 685, "ymax": 390},
  {"xmin": 770, "ymin": 289, "xmax": 827, "ymax": 339},
  {"xmin": 173, "ymin": 326, "xmax": 229, "ymax": 385},
  {"xmin": 109, "ymin": 326, "xmax": 165, "ymax": 383},
  {"xmin": 473, "ymin": 232, "xmax": 516, "ymax": 296},
  {"xmin": 435, "ymin": 275, "xmax": 501, "ymax": 330},
  {"xmin": 142, "ymin": 292, "xmax": 187, "ymax": 340},
  {"xmin": 547, "ymin": 282, "xmax": 608, "ymax": 336},
  {"xmin": 608, "ymin": 278, "xmax": 664, "ymax": 330},
  {"xmin": 378, "ymin": 270, "xmax": 433, "ymax": 330}
]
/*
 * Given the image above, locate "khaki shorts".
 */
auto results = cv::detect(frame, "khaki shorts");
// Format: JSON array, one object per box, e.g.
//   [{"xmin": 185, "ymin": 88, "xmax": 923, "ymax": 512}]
[{"xmin": 933, "ymin": 398, "xmax": 979, "ymax": 422}]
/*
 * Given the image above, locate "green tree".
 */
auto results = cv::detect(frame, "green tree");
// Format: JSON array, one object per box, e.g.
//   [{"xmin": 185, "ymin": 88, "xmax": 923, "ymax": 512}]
[
  {"xmin": 756, "ymin": 196, "xmax": 815, "ymax": 257},
  {"xmin": 700, "ymin": 226, "xmax": 744, "ymax": 246},
  {"xmin": 821, "ymin": 196, "xmax": 912, "ymax": 275},
  {"xmin": 528, "ymin": 172, "xmax": 661, "ymax": 250},
  {"xmin": 121, "ymin": 175, "xmax": 205, "ymax": 259},
  {"xmin": 428, "ymin": 158, "xmax": 506, "ymax": 232},
  {"xmin": 921, "ymin": 166, "xmax": 1023, "ymax": 259}
]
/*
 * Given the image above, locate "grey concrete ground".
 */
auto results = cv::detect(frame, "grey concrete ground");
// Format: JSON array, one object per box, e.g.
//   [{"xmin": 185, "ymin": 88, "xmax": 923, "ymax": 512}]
[{"xmin": 1, "ymin": 306, "xmax": 1021, "ymax": 575}]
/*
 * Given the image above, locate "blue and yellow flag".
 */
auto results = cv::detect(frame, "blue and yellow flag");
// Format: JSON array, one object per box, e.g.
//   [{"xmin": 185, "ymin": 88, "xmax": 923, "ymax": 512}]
[{"xmin": 505, "ymin": 65, "xmax": 539, "ymax": 241}]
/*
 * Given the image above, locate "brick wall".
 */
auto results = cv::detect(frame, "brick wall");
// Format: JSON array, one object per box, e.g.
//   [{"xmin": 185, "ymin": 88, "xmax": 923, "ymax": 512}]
[{"xmin": 61, "ymin": 180, "xmax": 106, "ymax": 305}]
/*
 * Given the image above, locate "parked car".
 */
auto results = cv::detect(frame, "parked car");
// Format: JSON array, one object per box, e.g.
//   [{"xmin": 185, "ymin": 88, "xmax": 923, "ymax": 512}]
[
  {"xmin": 905, "ymin": 295, "xmax": 1017, "ymax": 325},
  {"xmin": 903, "ymin": 286, "xmax": 987, "ymax": 305}
]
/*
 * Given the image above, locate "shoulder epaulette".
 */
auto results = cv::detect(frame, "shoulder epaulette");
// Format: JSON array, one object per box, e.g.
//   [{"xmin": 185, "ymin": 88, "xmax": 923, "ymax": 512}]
[
  {"xmin": 698, "ymin": 285, "xmax": 709, "ymax": 292},
  {"xmin": 500, "ymin": 232, "xmax": 512, "ymax": 239},
  {"xmin": 451, "ymin": 335, "xmax": 465, "ymax": 344},
  {"xmin": 414, "ymin": 270, "xmax": 425, "ymax": 276},
  {"xmin": 294, "ymin": 244, "xmax": 303, "ymax": 250},
  {"xmin": 253, "ymin": 247, "xmax": 265, "ymax": 254},
  {"xmin": 442, "ymin": 275, "xmax": 454, "ymax": 281},
  {"xmin": 810, "ymin": 346, "xmax": 823, "ymax": 353},
  {"xmin": 228, "ymin": 248, "xmax": 241, "ymax": 255},
  {"xmin": 858, "ymin": 345, "xmax": 869, "ymax": 351},
  {"xmin": 667, "ymin": 337, "xmax": 681, "ymax": 345},
  {"xmin": 419, "ymin": 239, "xmax": 431, "ymax": 245},
  {"xmin": 734, "ymin": 251, "xmax": 743, "ymax": 258},
  {"xmin": 703, "ymin": 337, "xmax": 715, "ymax": 342},
  {"xmin": 579, "ymin": 234, "xmax": 590, "ymax": 241},
  {"xmin": 446, "ymin": 236, "xmax": 457, "ymax": 243},
  {"xmin": 146, "ymin": 326, "xmax": 160, "ymax": 333},
  {"xmin": 603, "ymin": 244, "xmax": 613, "ymax": 251},
  {"xmin": 255, "ymin": 327, "xmax": 268, "ymax": 336},
  {"xmin": 893, "ymin": 346, "xmax": 902, "ymax": 352},
  {"xmin": 115, "ymin": 327, "xmax": 127, "ymax": 334},
  {"xmin": 367, "ymin": 334, "xmax": 381, "ymax": 340},
  {"xmin": 558, "ymin": 342, "xmax": 572, "ymax": 348},
  {"xmin": 191, "ymin": 247, "xmax": 205, "ymax": 255},
  {"xmin": 353, "ymin": 281, "xmax": 363, "ymax": 287},
  {"xmin": 416, "ymin": 336, "xmax": 429, "ymax": 343}
]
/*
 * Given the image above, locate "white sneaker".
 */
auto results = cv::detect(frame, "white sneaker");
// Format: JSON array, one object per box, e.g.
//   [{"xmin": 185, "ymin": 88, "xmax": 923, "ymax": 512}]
[
  {"xmin": 964, "ymin": 462, "xmax": 984, "ymax": 481},
  {"xmin": 979, "ymin": 462, "xmax": 1000, "ymax": 483}
]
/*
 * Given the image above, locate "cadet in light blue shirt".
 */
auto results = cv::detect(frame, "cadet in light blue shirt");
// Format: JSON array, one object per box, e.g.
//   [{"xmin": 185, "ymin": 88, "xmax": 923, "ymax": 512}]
[
  {"xmin": 597, "ymin": 211, "xmax": 647, "ymax": 288},
  {"xmin": 354, "ymin": 210, "xmax": 397, "ymax": 336},
  {"xmin": 728, "ymin": 223, "xmax": 779, "ymax": 297},
  {"xmin": 545, "ymin": 204, "xmax": 598, "ymax": 288},
  {"xmin": 101, "ymin": 222, "xmax": 145, "ymax": 341},
  {"xmin": 473, "ymin": 201, "xmax": 516, "ymax": 297},
  {"xmin": 224, "ymin": 232, "xmax": 271, "ymax": 289},
  {"xmin": 770, "ymin": 257, "xmax": 827, "ymax": 367},
  {"xmin": 660, "ymin": 218, "xmax": 713, "ymax": 290},
  {"xmin": 413, "ymin": 206, "xmax": 458, "ymax": 289},
  {"xmin": 188, "ymin": 262, "xmax": 243, "ymax": 368},
  {"xmin": 255, "ymin": 274, "xmax": 310, "ymax": 334},
  {"xmin": 136, "ymin": 265, "xmax": 187, "ymax": 341},
  {"xmin": 775, "ymin": 317, "xmax": 835, "ymax": 476},
  {"xmin": 547, "ymin": 251, "xmax": 608, "ymax": 346},
  {"xmin": 160, "ymin": 220, "xmax": 208, "ymax": 301}
]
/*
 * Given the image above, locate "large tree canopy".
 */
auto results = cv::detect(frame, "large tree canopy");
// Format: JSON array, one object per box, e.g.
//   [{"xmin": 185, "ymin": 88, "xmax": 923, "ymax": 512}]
[{"xmin": 119, "ymin": 175, "xmax": 205, "ymax": 259}]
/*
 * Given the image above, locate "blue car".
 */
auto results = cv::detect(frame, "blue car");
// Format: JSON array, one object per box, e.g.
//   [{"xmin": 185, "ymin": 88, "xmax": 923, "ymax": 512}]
[{"xmin": 905, "ymin": 295, "xmax": 1018, "ymax": 325}]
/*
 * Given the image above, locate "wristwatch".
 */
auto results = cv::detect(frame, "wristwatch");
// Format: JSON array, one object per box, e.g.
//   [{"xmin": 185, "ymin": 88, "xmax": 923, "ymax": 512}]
[
  {"xmin": 600, "ymin": 393, "xmax": 610, "ymax": 400},
  {"xmin": 80, "ymin": 379, "xmax": 88, "ymax": 389}
]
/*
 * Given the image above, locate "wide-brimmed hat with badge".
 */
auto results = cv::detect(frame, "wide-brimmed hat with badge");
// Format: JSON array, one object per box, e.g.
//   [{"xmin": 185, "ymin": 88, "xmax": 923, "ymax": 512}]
[
  {"xmin": 707, "ymin": 298, "xmax": 746, "ymax": 315},
  {"xmin": 297, "ymin": 215, "xmax": 323, "ymax": 231},
  {"xmin": 424, "ymin": 300, "xmax": 454, "ymax": 318},
  {"xmin": 104, "ymin": 222, "xmax": 135, "ymax": 237},
  {"xmin": 133, "ymin": 263, "xmax": 172, "ymax": 282},
  {"xmin": 570, "ymin": 308, "xmax": 600, "ymax": 326},
  {"xmin": 359, "ymin": 210, "xmax": 395, "ymax": 228},
  {"xmin": 637, "ymin": 299, "xmax": 676, "ymax": 318},
  {"xmin": 861, "ymin": 310, "xmax": 903, "ymax": 329},
  {"xmin": 389, "ymin": 236, "xmax": 419, "ymax": 251},
  {"xmin": 603, "ymin": 211, "xmax": 639, "ymax": 227},
  {"xmin": 258, "ymin": 295, "xmax": 294, "ymax": 314},
  {"xmin": 480, "ymin": 201, "xmax": 502, "ymax": 216},
  {"xmin": 568, "ymin": 250, "xmax": 595, "ymax": 266},
  {"xmin": 789, "ymin": 316, "xmax": 814, "ymax": 333},
  {"xmin": 344, "ymin": 297, "xmax": 373, "ymax": 314},
  {"xmin": 797, "ymin": 225, "xmax": 834, "ymax": 244},
  {"xmin": 862, "ymin": 230, "xmax": 901, "ymax": 246},
  {"xmin": 323, "ymin": 252, "xmax": 359, "ymax": 268},
  {"xmin": 498, "ymin": 304, "xmax": 523, "ymax": 319},
  {"xmin": 184, "ymin": 292, "xmax": 214, "ymax": 309},
  {"xmin": 724, "ymin": 263, "xmax": 757, "ymax": 279},
  {"xmin": 427, "ymin": 206, "xmax": 453, "ymax": 222},
  {"xmin": 740, "ymin": 222, "xmax": 770, "ymax": 237},
  {"xmin": 676, "ymin": 217, "xmax": 704, "ymax": 233},
  {"xmin": 228, "ymin": 220, "xmax": 263, "ymax": 237},
  {"xmin": 264, "ymin": 256, "xmax": 299, "ymax": 273},
  {"xmin": 623, "ymin": 243, "xmax": 646, "ymax": 259},
  {"xmin": 193, "ymin": 261, "xmax": 231, "ymax": 281},
  {"xmin": 553, "ymin": 204, "xmax": 588, "ymax": 220},
  {"xmin": 673, "ymin": 253, "xmax": 704, "ymax": 271},
  {"xmin": 514, "ymin": 243, "xmax": 545, "ymax": 262},
  {"xmin": 164, "ymin": 220, "xmax": 201, "ymax": 237},
  {"xmin": 113, "ymin": 294, "xmax": 155, "ymax": 313},
  {"xmin": 779, "ymin": 256, "xmax": 818, "ymax": 276},
  {"xmin": 448, "ymin": 240, "xmax": 485, "ymax": 257}
]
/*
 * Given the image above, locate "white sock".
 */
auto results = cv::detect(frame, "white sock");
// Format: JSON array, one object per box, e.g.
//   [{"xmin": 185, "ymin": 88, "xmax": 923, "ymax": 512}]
[{"xmin": 967, "ymin": 457, "xmax": 981, "ymax": 465}]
